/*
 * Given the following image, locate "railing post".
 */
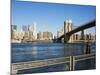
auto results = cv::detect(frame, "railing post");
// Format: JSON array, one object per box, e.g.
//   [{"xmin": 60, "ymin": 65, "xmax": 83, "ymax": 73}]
[
  {"xmin": 11, "ymin": 65, "xmax": 18, "ymax": 75},
  {"xmin": 69, "ymin": 56, "xmax": 72, "ymax": 71},
  {"xmin": 11, "ymin": 69, "xmax": 17, "ymax": 75},
  {"xmin": 70, "ymin": 56, "xmax": 75, "ymax": 71},
  {"xmin": 72, "ymin": 56, "xmax": 75, "ymax": 71},
  {"xmin": 70, "ymin": 56, "xmax": 73, "ymax": 71}
]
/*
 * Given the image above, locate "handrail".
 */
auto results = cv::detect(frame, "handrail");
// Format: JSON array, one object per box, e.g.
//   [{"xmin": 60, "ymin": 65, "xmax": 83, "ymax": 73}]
[{"xmin": 12, "ymin": 56, "xmax": 70, "ymax": 65}]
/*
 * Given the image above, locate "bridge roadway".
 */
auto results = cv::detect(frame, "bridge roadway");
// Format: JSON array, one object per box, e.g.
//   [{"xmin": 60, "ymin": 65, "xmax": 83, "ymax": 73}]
[
  {"xmin": 58, "ymin": 20, "xmax": 96, "ymax": 40},
  {"xmin": 11, "ymin": 53, "xmax": 95, "ymax": 74}
]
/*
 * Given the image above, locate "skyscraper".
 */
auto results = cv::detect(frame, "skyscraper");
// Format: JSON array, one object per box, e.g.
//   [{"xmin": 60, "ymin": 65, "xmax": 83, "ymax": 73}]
[
  {"xmin": 28, "ymin": 23, "xmax": 37, "ymax": 39},
  {"xmin": 37, "ymin": 32, "xmax": 43, "ymax": 40},
  {"xmin": 11, "ymin": 25, "xmax": 17, "ymax": 31},
  {"xmin": 22, "ymin": 25, "xmax": 28, "ymax": 32},
  {"xmin": 43, "ymin": 31, "xmax": 53, "ymax": 40},
  {"xmin": 11, "ymin": 25, "xmax": 17, "ymax": 40},
  {"xmin": 33, "ymin": 22, "xmax": 37, "ymax": 39}
]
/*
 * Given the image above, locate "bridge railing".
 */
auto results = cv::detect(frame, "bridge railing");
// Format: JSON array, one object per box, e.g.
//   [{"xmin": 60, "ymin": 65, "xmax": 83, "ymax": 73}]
[{"xmin": 11, "ymin": 53, "xmax": 95, "ymax": 74}]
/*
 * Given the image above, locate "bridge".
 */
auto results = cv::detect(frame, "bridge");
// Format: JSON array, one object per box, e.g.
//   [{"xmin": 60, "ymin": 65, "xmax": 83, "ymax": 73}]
[{"xmin": 57, "ymin": 19, "xmax": 96, "ymax": 43}]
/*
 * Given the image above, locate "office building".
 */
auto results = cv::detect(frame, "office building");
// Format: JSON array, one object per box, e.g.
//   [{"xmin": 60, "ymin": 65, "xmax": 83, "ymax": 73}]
[{"xmin": 37, "ymin": 32, "xmax": 43, "ymax": 40}]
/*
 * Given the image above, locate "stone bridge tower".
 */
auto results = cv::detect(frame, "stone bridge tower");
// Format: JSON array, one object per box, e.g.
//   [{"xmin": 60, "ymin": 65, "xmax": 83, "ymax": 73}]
[{"xmin": 64, "ymin": 19, "xmax": 73, "ymax": 43}]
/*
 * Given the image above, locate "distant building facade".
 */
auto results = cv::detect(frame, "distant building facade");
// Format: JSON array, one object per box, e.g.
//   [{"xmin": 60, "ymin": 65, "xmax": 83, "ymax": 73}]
[
  {"xmin": 11, "ymin": 25, "xmax": 17, "ymax": 40},
  {"xmin": 73, "ymin": 34, "xmax": 96, "ymax": 41},
  {"xmin": 37, "ymin": 31, "xmax": 53, "ymax": 40},
  {"xmin": 11, "ymin": 24, "xmax": 38, "ymax": 42},
  {"xmin": 43, "ymin": 32, "xmax": 53, "ymax": 40},
  {"xmin": 37, "ymin": 32, "xmax": 43, "ymax": 40},
  {"xmin": 22, "ymin": 25, "xmax": 36, "ymax": 42}
]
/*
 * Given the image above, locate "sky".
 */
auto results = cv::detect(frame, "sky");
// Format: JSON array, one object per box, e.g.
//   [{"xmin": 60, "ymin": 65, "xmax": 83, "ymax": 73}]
[{"xmin": 12, "ymin": 0, "xmax": 96, "ymax": 36}]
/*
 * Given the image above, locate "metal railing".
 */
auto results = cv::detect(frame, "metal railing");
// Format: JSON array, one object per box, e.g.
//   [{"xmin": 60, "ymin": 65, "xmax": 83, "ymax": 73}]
[
  {"xmin": 70, "ymin": 53, "xmax": 95, "ymax": 71},
  {"xmin": 11, "ymin": 57, "xmax": 70, "ymax": 74},
  {"xmin": 11, "ymin": 53, "xmax": 95, "ymax": 74}
]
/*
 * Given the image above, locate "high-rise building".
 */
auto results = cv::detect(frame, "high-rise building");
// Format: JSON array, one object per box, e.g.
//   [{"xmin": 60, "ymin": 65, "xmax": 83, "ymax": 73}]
[
  {"xmin": 11, "ymin": 25, "xmax": 17, "ymax": 31},
  {"xmin": 22, "ymin": 25, "xmax": 28, "ymax": 32},
  {"xmin": 37, "ymin": 31, "xmax": 53, "ymax": 40},
  {"xmin": 33, "ymin": 23, "xmax": 37, "ymax": 39},
  {"xmin": 28, "ymin": 25, "xmax": 33, "ymax": 32},
  {"xmin": 43, "ymin": 32, "xmax": 53, "ymax": 40},
  {"xmin": 37, "ymin": 32, "xmax": 43, "ymax": 40},
  {"xmin": 22, "ymin": 24, "xmax": 36, "ymax": 42},
  {"xmin": 11, "ymin": 25, "xmax": 17, "ymax": 40},
  {"xmin": 28, "ymin": 23, "xmax": 37, "ymax": 39}
]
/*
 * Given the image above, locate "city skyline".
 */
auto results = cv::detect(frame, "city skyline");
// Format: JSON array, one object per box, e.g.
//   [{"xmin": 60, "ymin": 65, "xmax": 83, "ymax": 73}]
[{"xmin": 12, "ymin": 0, "xmax": 96, "ymax": 35}]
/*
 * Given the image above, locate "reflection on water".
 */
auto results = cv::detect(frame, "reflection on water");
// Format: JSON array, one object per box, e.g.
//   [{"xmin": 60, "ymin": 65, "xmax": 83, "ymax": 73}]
[
  {"xmin": 11, "ymin": 42, "xmax": 95, "ymax": 63},
  {"xmin": 12, "ymin": 43, "xmax": 65, "ymax": 63}
]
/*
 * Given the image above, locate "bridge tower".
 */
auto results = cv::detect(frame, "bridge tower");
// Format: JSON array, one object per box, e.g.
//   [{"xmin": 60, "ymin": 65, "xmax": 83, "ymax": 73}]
[{"xmin": 64, "ymin": 19, "xmax": 73, "ymax": 43}]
